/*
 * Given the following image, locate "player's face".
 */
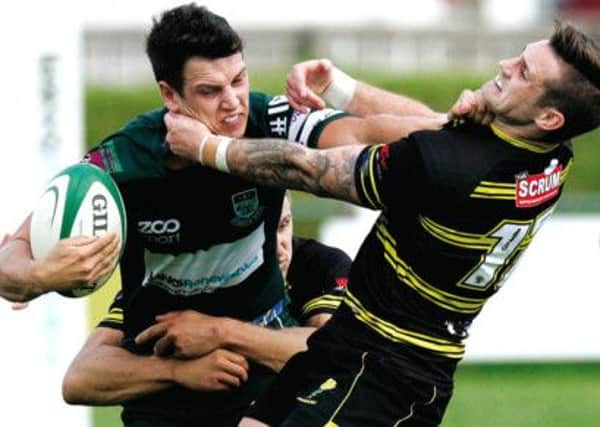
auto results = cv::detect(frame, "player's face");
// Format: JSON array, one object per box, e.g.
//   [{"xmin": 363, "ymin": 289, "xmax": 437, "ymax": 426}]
[
  {"xmin": 277, "ymin": 197, "xmax": 293, "ymax": 277},
  {"xmin": 481, "ymin": 40, "xmax": 564, "ymax": 127},
  {"xmin": 175, "ymin": 53, "xmax": 250, "ymax": 138}
]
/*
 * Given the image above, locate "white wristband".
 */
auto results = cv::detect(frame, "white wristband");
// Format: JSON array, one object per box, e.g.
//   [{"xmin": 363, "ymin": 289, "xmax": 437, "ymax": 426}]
[
  {"xmin": 214, "ymin": 137, "xmax": 232, "ymax": 172},
  {"xmin": 321, "ymin": 67, "xmax": 357, "ymax": 110}
]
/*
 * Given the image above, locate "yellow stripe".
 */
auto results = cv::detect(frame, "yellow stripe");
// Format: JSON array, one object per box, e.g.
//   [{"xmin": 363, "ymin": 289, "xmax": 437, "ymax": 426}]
[
  {"xmin": 368, "ymin": 146, "xmax": 383, "ymax": 207},
  {"xmin": 419, "ymin": 216, "xmax": 496, "ymax": 250},
  {"xmin": 102, "ymin": 313, "xmax": 123, "ymax": 324},
  {"xmin": 376, "ymin": 231, "xmax": 486, "ymax": 313},
  {"xmin": 302, "ymin": 295, "xmax": 344, "ymax": 315},
  {"xmin": 472, "ymin": 186, "xmax": 515, "ymax": 196},
  {"xmin": 375, "ymin": 216, "xmax": 396, "ymax": 245},
  {"xmin": 480, "ymin": 181, "xmax": 516, "ymax": 188},
  {"xmin": 359, "ymin": 155, "xmax": 377, "ymax": 208},
  {"xmin": 326, "ymin": 352, "xmax": 367, "ymax": 426},
  {"xmin": 490, "ymin": 124, "xmax": 559, "ymax": 153},
  {"xmin": 422, "ymin": 216, "xmax": 533, "ymax": 253},
  {"xmin": 344, "ymin": 292, "xmax": 464, "ymax": 358},
  {"xmin": 471, "ymin": 194, "xmax": 515, "ymax": 200},
  {"xmin": 559, "ymin": 159, "xmax": 573, "ymax": 185}
]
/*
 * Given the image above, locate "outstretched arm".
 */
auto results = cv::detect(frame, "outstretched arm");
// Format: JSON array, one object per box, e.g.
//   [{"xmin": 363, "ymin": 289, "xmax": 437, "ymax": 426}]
[
  {"xmin": 286, "ymin": 59, "xmax": 437, "ymax": 118},
  {"xmin": 163, "ymin": 112, "xmax": 364, "ymax": 206},
  {"xmin": 225, "ymin": 139, "xmax": 363, "ymax": 205},
  {"xmin": 286, "ymin": 58, "xmax": 493, "ymax": 124}
]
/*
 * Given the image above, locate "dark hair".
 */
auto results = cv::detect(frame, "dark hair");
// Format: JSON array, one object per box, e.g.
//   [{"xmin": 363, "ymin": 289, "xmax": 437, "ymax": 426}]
[
  {"xmin": 145, "ymin": 3, "xmax": 243, "ymax": 94},
  {"xmin": 540, "ymin": 22, "xmax": 600, "ymax": 142}
]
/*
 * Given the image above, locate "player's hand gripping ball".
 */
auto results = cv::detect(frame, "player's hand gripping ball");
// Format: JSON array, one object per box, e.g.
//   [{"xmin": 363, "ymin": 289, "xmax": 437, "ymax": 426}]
[{"xmin": 29, "ymin": 163, "xmax": 127, "ymax": 297}]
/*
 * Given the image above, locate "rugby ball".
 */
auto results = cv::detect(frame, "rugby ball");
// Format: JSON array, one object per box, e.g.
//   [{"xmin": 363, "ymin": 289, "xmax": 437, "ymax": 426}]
[{"xmin": 30, "ymin": 163, "xmax": 127, "ymax": 297}]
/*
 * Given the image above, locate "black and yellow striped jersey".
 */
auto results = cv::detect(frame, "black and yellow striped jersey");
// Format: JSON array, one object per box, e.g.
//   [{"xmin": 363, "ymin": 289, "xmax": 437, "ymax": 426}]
[
  {"xmin": 287, "ymin": 237, "xmax": 350, "ymax": 322},
  {"xmin": 351, "ymin": 122, "xmax": 573, "ymax": 359}
]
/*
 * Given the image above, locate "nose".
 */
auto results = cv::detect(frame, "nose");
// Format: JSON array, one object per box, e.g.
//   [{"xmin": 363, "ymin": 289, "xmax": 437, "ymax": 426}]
[
  {"xmin": 498, "ymin": 57, "xmax": 517, "ymax": 77},
  {"xmin": 221, "ymin": 86, "xmax": 240, "ymax": 110},
  {"xmin": 277, "ymin": 237, "xmax": 286, "ymax": 256}
]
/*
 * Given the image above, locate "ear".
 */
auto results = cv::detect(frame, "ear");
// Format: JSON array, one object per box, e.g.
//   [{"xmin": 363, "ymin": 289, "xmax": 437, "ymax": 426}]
[
  {"xmin": 158, "ymin": 81, "xmax": 181, "ymax": 112},
  {"xmin": 534, "ymin": 107, "xmax": 565, "ymax": 132}
]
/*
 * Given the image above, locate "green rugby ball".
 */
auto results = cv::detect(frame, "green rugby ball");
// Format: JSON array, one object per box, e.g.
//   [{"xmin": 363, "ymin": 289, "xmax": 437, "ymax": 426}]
[{"xmin": 29, "ymin": 163, "xmax": 127, "ymax": 297}]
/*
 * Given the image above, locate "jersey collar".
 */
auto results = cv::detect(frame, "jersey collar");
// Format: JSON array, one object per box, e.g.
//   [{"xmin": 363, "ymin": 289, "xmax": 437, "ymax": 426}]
[{"xmin": 490, "ymin": 124, "xmax": 560, "ymax": 154}]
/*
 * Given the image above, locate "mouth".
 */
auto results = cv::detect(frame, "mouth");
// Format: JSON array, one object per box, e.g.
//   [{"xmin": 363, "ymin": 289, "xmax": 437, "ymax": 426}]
[{"xmin": 222, "ymin": 113, "xmax": 244, "ymax": 126}]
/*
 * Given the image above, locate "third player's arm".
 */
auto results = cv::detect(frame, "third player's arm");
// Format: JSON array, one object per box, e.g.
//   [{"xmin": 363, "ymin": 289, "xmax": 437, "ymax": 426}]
[
  {"xmin": 219, "ymin": 321, "xmax": 316, "ymax": 372},
  {"xmin": 135, "ymin": 310, "xmax": 317, "ymax": 373},
  {"xmin": 63, "ymin": 327, "xmax": 249, "ymax": 405}
]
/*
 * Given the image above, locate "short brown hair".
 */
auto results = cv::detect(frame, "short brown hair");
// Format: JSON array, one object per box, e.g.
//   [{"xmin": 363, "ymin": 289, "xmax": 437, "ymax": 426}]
[{"xmin": 540, "ymin": 22, "xmax": 600, "ymax": 142}]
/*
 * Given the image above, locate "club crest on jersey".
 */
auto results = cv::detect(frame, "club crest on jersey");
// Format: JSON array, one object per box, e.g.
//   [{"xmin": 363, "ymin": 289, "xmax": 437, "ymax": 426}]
[
  {"xmin": 231, "ymin": 189, "xmax": 262, "ymax": 227},
  {"xmin": 515, "ymin": 159, "xmax": 562, "ymax": 208}
]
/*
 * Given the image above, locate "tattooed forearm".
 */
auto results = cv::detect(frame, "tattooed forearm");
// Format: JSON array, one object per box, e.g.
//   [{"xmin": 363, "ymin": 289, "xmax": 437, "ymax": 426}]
[{"xmin": 226, "ymin": 139, "xmax": 363, "ymax": 205}]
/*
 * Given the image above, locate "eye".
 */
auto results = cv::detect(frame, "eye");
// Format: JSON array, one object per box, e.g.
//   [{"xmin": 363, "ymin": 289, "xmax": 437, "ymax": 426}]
[
  {"xmin": 278, "ymin": 217, "xmax": 290, "ymax": 231},
  {"xmin": 232, "ymin": 74, "xmax": 247, "ymax": 87},
  {"xmin": 197, "ymin": 86, "xmax": 220, "ymax": 97}
]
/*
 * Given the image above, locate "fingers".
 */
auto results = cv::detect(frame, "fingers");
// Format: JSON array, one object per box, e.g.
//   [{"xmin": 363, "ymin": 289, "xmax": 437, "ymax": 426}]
[
  {"xmin": 135, "ymin": 322, "xmax": 168, "ymax": 346},
  {"xmin": 78, "ymin": 232, "xmax": 119, "ymax": 255},
  {"xmin": 286, "ymin": 59, "xmax": 331, "ymax": 112},
  {"xmin": 286, "ymin": 86, "xmax": 325, "ymax": 111},
  {"xmin": 64, "ymin": 235, "xmax": 100, "ymax": 247},
  {"xmin": 449, "ymin": 89, "xmax": 494, "ymax": 126},
  {"xmin": 79, "ymin": 233, "xmax": 120, "ymax": 283},
  {"xmin": 154, "ymin": 334, "xmax": 176, "ymax": 357},
  {"xmin": 216, "ymin": 351, "xmax": 249, "ymax": 385},
  {"xmin": 156, "ymin": 311, "xmax": 181, "ymax": 322}
]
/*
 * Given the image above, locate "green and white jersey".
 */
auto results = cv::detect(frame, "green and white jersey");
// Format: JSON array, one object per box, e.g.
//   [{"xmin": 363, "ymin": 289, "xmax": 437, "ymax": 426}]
[{"xmin": 84, "ymin": 92, "xmax": 346, "ymax": 426}]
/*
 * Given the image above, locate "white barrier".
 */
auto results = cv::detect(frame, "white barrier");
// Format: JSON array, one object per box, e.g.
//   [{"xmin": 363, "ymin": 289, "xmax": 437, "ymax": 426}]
[
  {"xmin": 0, "ymin": 3, "xmax": 89, "ymax": 426},
  {"xmin": 321, "ymin": 210, "xmax": 600, "ymax": 361}
]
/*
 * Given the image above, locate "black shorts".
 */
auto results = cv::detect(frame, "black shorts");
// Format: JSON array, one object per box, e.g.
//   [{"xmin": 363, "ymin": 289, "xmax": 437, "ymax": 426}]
[{"xmin": 247, "ymin": 304, "xmax": 456, "ymax": 427}]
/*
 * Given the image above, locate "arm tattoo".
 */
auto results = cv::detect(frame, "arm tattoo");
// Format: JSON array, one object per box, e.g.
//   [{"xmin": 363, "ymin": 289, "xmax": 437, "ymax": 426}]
[{"xmin": 227, "ymin": 139, "xmax": 363, "ymax": 205}]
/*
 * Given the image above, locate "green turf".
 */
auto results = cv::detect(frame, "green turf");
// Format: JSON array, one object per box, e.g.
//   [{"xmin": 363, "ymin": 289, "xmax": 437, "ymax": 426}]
[
  {"xmin": 93, "ymin": 361, "xmax": 600, "ymax": 427},
  {"xmin": 443, "ymin": 362, "xmax": 600, "ymax": 427}
]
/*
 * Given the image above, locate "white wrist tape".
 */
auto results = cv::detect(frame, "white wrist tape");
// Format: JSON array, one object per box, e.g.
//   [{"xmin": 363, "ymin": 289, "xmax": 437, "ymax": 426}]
[
  {"xmin": 321, "ymin": 67, "xmax": 357, "ymax": 110},
  {"xmin": 214, "ymin": 137, "xmax": 232, "ymax": 172}
]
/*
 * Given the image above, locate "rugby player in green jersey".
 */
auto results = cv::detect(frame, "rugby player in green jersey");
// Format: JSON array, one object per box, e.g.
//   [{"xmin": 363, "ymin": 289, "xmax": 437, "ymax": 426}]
[
  {"xmin": 50, "ymin": 4, "xmax": 463, "ymax": 427},
  {"xmin": 164, "ymin": 22, "xmax": 600, "ymax": 427}
]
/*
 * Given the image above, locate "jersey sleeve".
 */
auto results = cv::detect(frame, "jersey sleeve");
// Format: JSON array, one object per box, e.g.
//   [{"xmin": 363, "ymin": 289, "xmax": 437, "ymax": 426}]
[
  {"xmin": 83, "ymin": 132, "xmax": 166, "ymax": 183},
  {"xmin": 96, "ymin": 290, "xmax": 125, "ymax": 330},
  {"xmin": 248, "ymin": 92, "xmax": 348, "ymax": 148},
  {"xmin": 354, "ymin": 136, "xmax": 429, "ymax": 213},
  {"xmin": 286, "ymin": 237, "xmax": 351, "ymax": 322}
]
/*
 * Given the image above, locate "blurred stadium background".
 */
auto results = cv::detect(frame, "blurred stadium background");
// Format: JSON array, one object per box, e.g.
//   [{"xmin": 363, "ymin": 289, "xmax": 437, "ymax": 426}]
[{"xmin": 2, "ymin": 0, "xmax": 600, "ymax": 426}]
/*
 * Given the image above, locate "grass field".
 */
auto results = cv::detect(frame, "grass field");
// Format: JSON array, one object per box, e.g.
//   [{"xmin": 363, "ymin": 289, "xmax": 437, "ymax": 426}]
[{"xmin": 93, "ymin": 361, "xmax": 600, "ymax": 426}]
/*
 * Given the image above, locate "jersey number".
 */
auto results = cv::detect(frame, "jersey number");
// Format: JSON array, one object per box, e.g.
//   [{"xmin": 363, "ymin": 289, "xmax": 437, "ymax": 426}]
[{"xmin": 460, "ymin": 208, "xmax": 554, "ymax": 290}]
